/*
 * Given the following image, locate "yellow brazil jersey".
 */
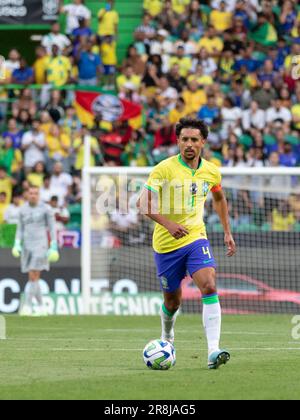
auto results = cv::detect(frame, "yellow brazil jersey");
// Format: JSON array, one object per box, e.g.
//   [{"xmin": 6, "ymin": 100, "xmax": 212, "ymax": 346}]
[
  {"xmin": 143, "ymin": 0, "xmax": 163, "ymax": 17},
  {"xmin": 291, "ymin": 104, "xmax": 300, "ymax": 129},
  {"xmin": 100, "ymin": 41, "xmax": 117, "ymax": 66},
  {"xmin": 33, "ymin": 56, "xmax": 49, "ymax": 84},
  {"xmin": 144, "ymin": 155, "xmax": 222, "ymax": 253},
  {"xmin": 98, "ymin": 9, "xmax": 119, "ymax": 36},
  {"xmin": 210, "ymin": 10, "xmax": 232, "ymax": 32},
  {"xmin": 45, "ymin": 56, "xmax": 71, "ymax": 87},
  {"xmin": 171, "ymin": 0, "xmax": 190, "ymax": 15}
]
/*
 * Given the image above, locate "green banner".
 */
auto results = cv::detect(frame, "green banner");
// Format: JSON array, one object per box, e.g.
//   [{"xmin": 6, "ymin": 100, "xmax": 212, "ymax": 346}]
[{"xmin": 20, "ymin": 293, "xmax": 164, "ymax": 316}]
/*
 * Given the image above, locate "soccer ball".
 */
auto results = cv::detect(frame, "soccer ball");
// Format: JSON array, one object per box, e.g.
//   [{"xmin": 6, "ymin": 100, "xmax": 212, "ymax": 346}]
[{"xmin": 143, "ymin": 339, "xmax": 176, "ymax": 370}]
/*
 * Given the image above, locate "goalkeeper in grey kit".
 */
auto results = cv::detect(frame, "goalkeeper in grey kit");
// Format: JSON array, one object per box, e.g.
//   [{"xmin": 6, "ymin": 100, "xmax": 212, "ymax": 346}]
[{"xmin": 12, "ymin": 186, "xmax": 60, "ymax": 315}]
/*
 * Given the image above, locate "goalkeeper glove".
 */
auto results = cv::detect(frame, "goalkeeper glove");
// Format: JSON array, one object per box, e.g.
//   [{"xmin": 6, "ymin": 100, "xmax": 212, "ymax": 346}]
[
  {"xmin": 47, "ymin": 241, "xmax": 60, "ymax": 263},
  {"xmin": 12, "ymin": 240, "xmax": 22, "ymax": 258}
]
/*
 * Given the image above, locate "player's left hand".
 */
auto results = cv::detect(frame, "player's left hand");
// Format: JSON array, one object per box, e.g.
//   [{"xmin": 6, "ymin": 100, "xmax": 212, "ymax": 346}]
[
  {"xmin": 224, "ymin": 233, "xmax": 236, "ymax": 257},
  {"xmin": 47, "ymin": 241, "xmax": 60, "ymax": 263}
]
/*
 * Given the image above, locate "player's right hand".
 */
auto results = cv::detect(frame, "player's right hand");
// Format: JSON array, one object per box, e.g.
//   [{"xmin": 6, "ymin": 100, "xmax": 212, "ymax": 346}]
[
  {"xmin": 166, "ymin": 222, "xmax": 189, "ymax": 240},
  {"xmin": 12, "ymin": 240, "xmax": 22, "ymax": 259}
]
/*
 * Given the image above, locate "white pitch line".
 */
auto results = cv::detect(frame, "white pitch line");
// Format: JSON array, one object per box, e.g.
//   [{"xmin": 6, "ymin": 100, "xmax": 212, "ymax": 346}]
[{"xmin": 1, "ymin": 347, "xmax": 300, "ymax": 352}]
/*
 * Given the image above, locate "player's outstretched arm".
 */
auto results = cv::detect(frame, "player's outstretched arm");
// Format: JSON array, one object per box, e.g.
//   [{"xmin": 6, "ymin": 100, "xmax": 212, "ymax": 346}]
[
  {"xmin": 137, "ymin": 188, "xmax": 189, "ymax": 240},
  {"xmin": 212, "ymin": 189, "xmax": 236, "ymax": 257}
]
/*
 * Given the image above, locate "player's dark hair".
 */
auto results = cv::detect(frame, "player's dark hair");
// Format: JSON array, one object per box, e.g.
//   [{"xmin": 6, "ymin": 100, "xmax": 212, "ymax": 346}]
[{"xmin": 175, "ymin": 118, "xmax": 209, "ymax": 140}]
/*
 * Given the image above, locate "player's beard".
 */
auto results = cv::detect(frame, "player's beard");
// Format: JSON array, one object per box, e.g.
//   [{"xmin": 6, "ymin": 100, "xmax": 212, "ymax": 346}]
[{"xmin": 184, "ymin": 149, "xmax": 196, "ymax": 160}]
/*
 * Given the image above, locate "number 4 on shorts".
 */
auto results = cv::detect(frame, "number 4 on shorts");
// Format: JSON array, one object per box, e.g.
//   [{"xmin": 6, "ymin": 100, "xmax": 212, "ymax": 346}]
[{"xmin": 202, "ymin": 246, "xmax": 212, "ymax": 259}]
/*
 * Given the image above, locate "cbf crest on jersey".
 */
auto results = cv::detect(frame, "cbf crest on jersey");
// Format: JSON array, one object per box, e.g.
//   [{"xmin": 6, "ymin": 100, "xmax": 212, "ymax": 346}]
[{"xmin": 202, "ymin": 181, "xmax": 210, "ymax": 197}]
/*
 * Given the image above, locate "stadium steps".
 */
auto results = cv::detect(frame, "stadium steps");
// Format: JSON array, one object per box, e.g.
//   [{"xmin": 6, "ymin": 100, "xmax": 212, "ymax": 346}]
[{"xmin": 62, "ymin": 0, "xmax": 143, "ymax": 63}]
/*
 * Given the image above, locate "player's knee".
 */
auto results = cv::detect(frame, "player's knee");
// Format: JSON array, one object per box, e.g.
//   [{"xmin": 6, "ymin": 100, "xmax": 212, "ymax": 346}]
[{"xmin": 201, "ymin": 276, "xmax": 217, "ymax": 296}]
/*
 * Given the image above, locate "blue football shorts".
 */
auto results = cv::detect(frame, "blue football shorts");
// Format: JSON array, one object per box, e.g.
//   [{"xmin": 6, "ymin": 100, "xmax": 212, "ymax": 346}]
[{"xmin": 154, "ymin": 239, "xmax": 217, "ymax": 293}]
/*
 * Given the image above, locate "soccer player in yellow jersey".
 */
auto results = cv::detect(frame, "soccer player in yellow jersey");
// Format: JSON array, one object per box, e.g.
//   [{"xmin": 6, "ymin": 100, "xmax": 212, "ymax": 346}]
[{"xmin": 138, "ymin": 118, "xmax": 236, "ymax": 369}]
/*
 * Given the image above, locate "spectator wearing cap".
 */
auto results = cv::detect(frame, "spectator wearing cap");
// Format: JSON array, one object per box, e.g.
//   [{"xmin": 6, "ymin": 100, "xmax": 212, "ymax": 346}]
[
  {"xmin": 266, "ymin": 98, "xmax": 292, "ymax": 131},
  {"xmin": 42, "ymin": 22, "xmax": 71, "ymax": 55},
  {"xmin": 60, "ymin": 0, "xmax": 91, "ymax": 35},
  {"xmin": 150, "ymin": 29, "xmax": 173, "ymax": 73},
  {"xmin": 97, "ymin": 0, "xmax": 119, "ymax": 39}
]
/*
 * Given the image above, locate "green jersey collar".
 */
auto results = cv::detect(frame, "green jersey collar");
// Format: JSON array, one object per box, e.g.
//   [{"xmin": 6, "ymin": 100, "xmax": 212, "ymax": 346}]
[{"xmin": 178, "ymin": 154, "xmax": 203, "ymax": 173}]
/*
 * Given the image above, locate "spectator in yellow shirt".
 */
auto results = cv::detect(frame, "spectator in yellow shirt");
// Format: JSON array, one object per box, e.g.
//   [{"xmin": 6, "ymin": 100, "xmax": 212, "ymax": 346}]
[
  {"xmin": 0, "ymin": 192, "xmax": 9, "ymax": 224},
  {"xmin": 169, "ymin": 46, "xmax": 192, "ymax": 78},
  {"xmin": 46, "ymin": 124, "xmax": 71, "ymax": 171},
  {"xmin": 117, "ymin": 66, "xmax": 141, "ymax": 91},
  {"xmin": 98, "ymin": 0, "xmax": 119, "ymax": 38},
  {"xmin": 143, "ymin": 0, "xmax": 163, "ymax": 17},
  {"xmin": 187, "ymin": 64, "xmax": 214, "ymax": 87},
  {"xmin": 182, "ymin": 79, "xmax": 207, "ymax": 114},
  {"xmin": 210, "ymin": 1, "xmax": 232, "ymax": 32},
  {"xmin": 169, "ymin": 97, "xmax": 188, "ymax": 124},
  {"xmin": 45, "ymin": 45, "xmax": 72, "ymax": 87},
  {"xmin": 272, "ymin": 201, "xmax": 296, "ymax": 232},
  {"xmin": 73, "ymin": 126, "xmax": 102, "ymax": 171},
  {"xmin": 27, "ymin": 162, "xmax": 47, "ymax": 188},
  {"xmin": 291, "ymin": 103, "xmax": 300, "ymax": 130},
  {"xmin": 33, "ymin": 45, "xmax": 49, "ymax": 84},
  {"xmin": 198, "ymin": 25, "xmax": 224, "ymax": 57},
  {"xmin": 0, "ymin": 167, "xmax": 15, "ymax": 204},
  {"xmin": 171, "ymin": 0, "xmax": 191, "ymax": 15},
  {"xmin": 101, "ymin": 35, "xmax": 118, "ymax": 89}
]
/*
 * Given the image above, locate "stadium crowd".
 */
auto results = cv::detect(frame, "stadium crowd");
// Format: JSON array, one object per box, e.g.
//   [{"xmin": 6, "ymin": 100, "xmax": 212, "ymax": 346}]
[{"xmin": 0, "ymin": 0, "xmax": 300, "ymax": 241}]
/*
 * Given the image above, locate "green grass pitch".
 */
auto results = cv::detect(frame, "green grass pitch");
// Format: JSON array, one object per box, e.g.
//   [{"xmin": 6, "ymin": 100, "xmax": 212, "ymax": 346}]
[{"xmin": 0, "ymin": 315, "xmax": 299, "ymax": 400}]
